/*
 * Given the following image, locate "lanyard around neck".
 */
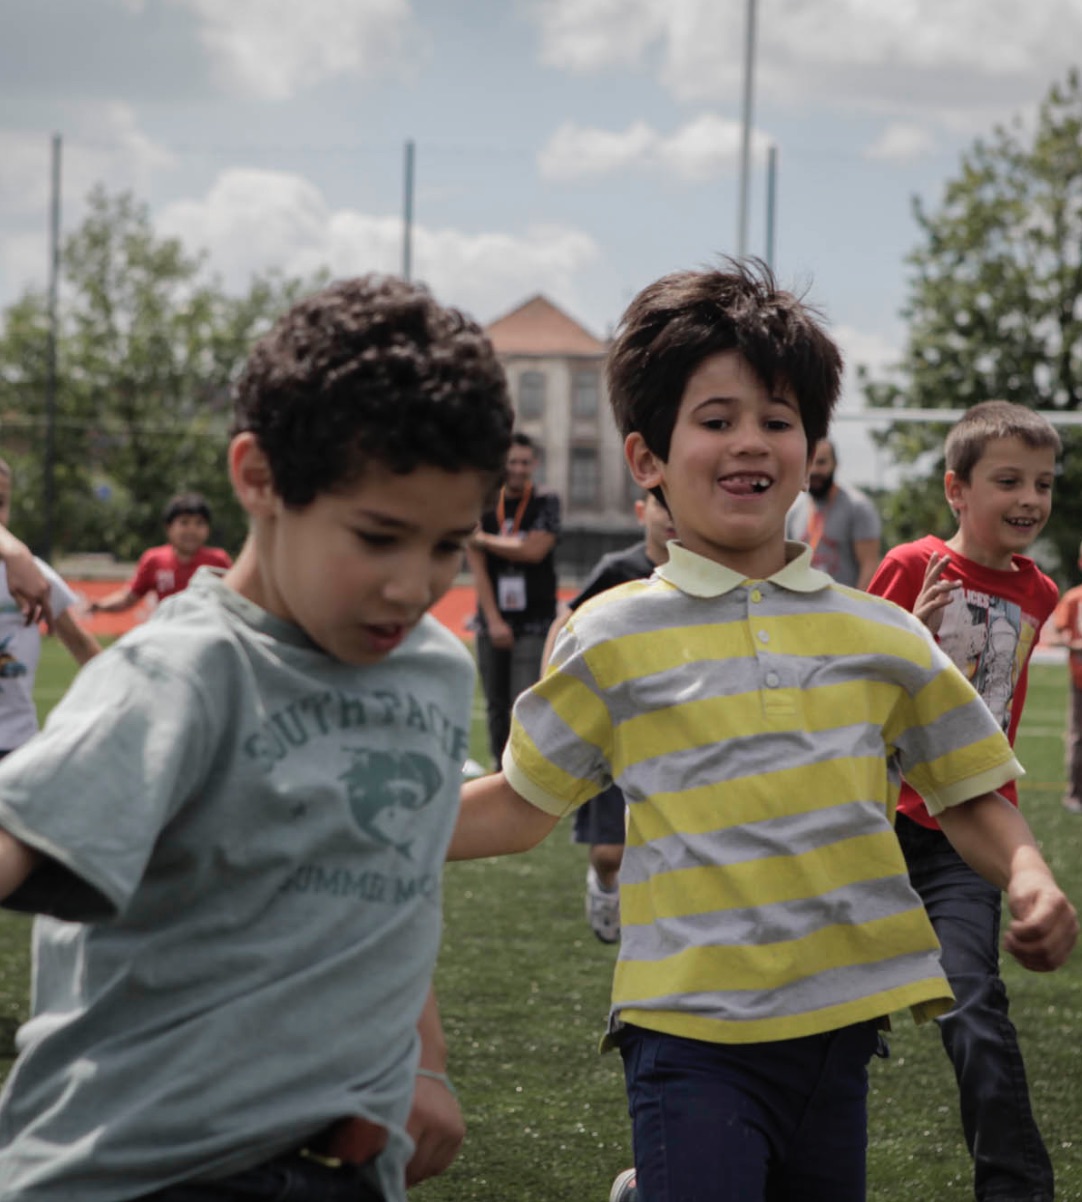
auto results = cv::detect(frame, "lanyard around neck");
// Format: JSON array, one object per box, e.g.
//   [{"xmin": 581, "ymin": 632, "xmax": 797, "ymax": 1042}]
[{"xmin": 496, "ymin": 483, "xmax": 532, "ymax": 536}]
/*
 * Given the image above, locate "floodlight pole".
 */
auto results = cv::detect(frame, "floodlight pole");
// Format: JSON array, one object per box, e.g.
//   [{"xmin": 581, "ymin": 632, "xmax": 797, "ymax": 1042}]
[
  {"xmin": 736, "ymin": 0, "xmax": 757, "ymax": 258},
  {"xmin": 765, "ymin": 143, "xmax": 777, "ymax": 270},
  {"xmin": 43, "ymin": 132, "xmax": 62, "ymax": 563},
  {"xmin": 402, "ymin": 139, "xmax": 415, "ymax": 281}
]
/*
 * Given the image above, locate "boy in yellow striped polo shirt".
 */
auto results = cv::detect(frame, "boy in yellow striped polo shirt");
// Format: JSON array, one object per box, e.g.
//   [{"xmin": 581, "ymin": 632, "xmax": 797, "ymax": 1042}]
[{"xmin": 449, "ymin": 260, "xmax": 1077, "ymax": 1202}]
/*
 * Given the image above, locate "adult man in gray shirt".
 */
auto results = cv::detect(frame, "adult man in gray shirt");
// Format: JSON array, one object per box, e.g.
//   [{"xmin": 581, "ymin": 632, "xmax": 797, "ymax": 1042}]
[{"xmin": 786, "ymin": 438, "xmax": 882, "ymax": 589}]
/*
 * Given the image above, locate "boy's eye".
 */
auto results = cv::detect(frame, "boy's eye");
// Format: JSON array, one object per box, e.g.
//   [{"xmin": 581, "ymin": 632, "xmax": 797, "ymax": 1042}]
[
  {"xmin": 702, "ymin": 418, "xmax": 729, "ymax": 430},
  {"xmin": 765, "ymin": 418, "xmax": 792, "ymax": 431},
  {"xmin": 356, "ymin": 531, "xmax": 396, "ymax": 549}
]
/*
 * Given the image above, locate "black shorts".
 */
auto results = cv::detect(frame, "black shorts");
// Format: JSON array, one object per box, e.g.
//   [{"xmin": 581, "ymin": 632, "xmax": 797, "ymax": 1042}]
[{"xmin": 572, "ymin": 784, "xmax": 627, "ymax": 846}]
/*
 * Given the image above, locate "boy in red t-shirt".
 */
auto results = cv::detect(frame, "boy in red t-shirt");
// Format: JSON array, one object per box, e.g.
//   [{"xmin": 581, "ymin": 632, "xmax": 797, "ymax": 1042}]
[
  {"xmin": 91, "ymin": 492, "xmax": 233, "ymax": 616},
  {"xmin": 867, "ymin": 399, "xmax": 1061, "ymax": 1202},
  {"xmin": 1052, "ymin": 540, "xmax": 1082, "ymax": 815}
]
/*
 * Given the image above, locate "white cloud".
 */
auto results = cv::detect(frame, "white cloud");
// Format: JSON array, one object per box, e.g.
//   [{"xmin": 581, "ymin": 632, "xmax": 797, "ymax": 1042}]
[
  {"xmin": 0, "ymin": 102, "xmax": 175, "ymax": 220},
  {"xmin": 865, "ymin": 122, "xmax": 938, "ymax": 163},
  {"xmin": 156, "ymin": 168, "xmax": 600, "ymax": 323},
  {"xmin": 539, "ymin": 113, "xmax": 769, "ymax": 182},
  {"xmin": 178, "ymin": 0, "xmax": 420, "ymax": 100},
  {"xmin": 532, "ymin": 0, "xmax": 1082, "ymax": 126},
  {"xmin": 829, "ymin": 324, "xmax": 906, "ymax": 487}
]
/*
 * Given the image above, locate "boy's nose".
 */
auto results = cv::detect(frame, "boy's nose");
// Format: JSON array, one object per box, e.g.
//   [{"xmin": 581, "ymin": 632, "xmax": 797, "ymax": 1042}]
[{"xmin": 382, "ymin": 568, "xmax": 433, "ymax": 613}]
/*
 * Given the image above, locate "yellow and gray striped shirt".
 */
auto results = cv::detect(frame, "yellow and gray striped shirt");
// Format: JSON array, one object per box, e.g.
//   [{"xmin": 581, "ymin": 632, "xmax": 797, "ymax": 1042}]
[{"xmin": 504, "ymin": 542, "xmax": 1021, "ymax": 1045}]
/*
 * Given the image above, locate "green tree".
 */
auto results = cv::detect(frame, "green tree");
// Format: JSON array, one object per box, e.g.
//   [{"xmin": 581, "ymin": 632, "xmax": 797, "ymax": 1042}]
[
  {"xmin": 865, "ymin": 69, "xmax": 1082, "ymax": 581},
  {"xmin": 0, "ymin": 187, "xmax": 319, "ymax": 561}
]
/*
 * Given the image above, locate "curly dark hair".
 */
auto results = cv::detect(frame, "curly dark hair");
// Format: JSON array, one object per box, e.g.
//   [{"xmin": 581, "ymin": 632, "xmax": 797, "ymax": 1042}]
[
  {"xmin": 233, "ymin": 275, "xmax": 514, "ymax": 507},
  {"xmin": 607, "ymin": 258, "xmax": 843, "ymax": 461},
  {"xmin": 162, "ymin": 491, "xmax": 212, "ymax": 526}
]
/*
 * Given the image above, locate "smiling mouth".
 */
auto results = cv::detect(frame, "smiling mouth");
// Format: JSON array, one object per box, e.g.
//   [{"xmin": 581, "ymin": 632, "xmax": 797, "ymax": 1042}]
[{"xmin": 720, "ymin": 474, "xmax": 772, "ymax": 495}]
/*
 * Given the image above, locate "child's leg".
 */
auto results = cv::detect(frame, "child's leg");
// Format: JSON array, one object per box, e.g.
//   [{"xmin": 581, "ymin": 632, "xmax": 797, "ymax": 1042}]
[
  {"xmin": 1065, "ymin": 682, "xmax": 1082, "ymax": 812},
  {"xmin": 897, "ymin": 815, "xmax": 1054, "ymax": 1201},
  {"xmin": 474, "ymin": 630, "xmax": 513, "ymax": 766},
  {"xmin": 618, "ymin": 1023, "xmax": 877, "ymax": 1202}
]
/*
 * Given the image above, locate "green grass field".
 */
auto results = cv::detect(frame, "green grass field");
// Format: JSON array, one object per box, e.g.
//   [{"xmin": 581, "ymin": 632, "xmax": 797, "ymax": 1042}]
[{"xmin": 2, "ymin": 643, "xmax": 1081, "ymax": 1200}]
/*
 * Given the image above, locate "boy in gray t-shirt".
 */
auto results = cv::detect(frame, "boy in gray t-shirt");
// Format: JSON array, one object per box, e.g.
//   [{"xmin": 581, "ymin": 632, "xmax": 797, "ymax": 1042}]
[{"xmin": 0, "ymin": 276, "xmax": 514, "ymax": 1202}]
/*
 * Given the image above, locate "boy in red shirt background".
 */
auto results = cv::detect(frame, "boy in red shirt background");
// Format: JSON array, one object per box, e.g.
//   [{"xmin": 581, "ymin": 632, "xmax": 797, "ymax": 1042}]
[
  {"xmin": 91, "ymin": 492, "xmax": 232, "ymax": 615},
  {"xmin": 867, "ymin": 399, "xmax": 1061, "ymax": 1202}
]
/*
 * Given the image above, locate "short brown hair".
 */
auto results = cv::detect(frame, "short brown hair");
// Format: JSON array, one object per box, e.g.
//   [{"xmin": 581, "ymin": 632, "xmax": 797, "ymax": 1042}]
[
  {"xmin": 944, "ymin": 401, "xmax": 1062, "ymax": 482},
  {"xmin": 606, "ymin": 258, "xmax": 843, "ymax": 461}
]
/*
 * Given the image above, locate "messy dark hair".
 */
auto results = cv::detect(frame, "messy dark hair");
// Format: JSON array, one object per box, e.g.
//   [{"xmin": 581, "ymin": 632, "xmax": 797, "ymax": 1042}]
[
  {"xmin": 233, "ymin": 275, "xmax": 514, "ymax": 507},
  {"xmin": 606, "ymin": 258, "xmax": 843, "ymax": 461},
  {"xmin": 162, "ymin": 491, "xmax": 212, "ymax": 526},
  {"xmin": 944, "ymin": 400, "xmax": 1062, "ymax": 483}
]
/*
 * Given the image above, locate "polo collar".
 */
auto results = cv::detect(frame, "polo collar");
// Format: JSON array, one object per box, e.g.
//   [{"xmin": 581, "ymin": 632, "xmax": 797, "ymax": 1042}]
[{"xmin": 656, "ymin": 540, "xmax": 833, "ymax": 598}]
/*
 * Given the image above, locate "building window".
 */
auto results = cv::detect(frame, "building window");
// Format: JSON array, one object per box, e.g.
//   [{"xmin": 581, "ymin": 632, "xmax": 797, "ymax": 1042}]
[
  {"xmin": 572, "ymin": 370, "xmax": 599, "ymax": 419},
  {"xmin": 569, "ymin": 446, "xmax": 600, "ymax": 508},
  {"xmin": 518, "ymin": 370, "xmax": 545, "ymax": 420}
]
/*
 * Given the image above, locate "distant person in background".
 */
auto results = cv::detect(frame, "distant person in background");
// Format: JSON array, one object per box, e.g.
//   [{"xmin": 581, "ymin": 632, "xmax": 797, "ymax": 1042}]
[
  {"xmin": 786, "ymin": 438, "xmax": 881, "ymax": 588},
  {"xmin": 90, "ymin": 492, "xmax": 232, "ymax": 615},
  {"xmin": 0, "ymin": 457, "xmax": 100, "ymax": 759},
  {"xmin": 467, "ymin": 432, "xmax": 560, "ymax": 767},
  {"xmin": 542, "ymin": 491, "xmax": 673, "ymax": 943},
  {"xmin": 1052, "ymin": 538, "xmax": 1082, "ymax": 815}
]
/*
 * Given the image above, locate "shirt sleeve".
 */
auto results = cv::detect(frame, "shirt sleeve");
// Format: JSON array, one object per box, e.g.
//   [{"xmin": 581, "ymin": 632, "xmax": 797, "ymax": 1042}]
[
  {"xmin": 128, "ymin": 549, "xmax": 158, "ymax": 597},
  {"xmin": 852, "ymin": 494, "xmax": 882, "ymax": 543},
  {"xmin": 37, "ymin": 559, "xmax": 77, "ymax": 618},
  {"xmin": 0, "ymin": 640, "xmax": 214, "ymax": 921},
  {"xmin": 502, "ymin": 618, "xmax": 611, "ymax": 817},
  {"xmin": 884, "ymin": 629, "xmax": 1021, "ymax": 815},
  {"xmin": 531, "ymin": 492, "xmax": 562, "ymax": 536},
  {"xmin": 866, "ymin": 548, "xmax": 922, "ymax": 610}
]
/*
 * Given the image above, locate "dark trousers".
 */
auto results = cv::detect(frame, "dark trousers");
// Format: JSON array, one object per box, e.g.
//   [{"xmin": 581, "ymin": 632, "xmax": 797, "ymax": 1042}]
[
  {"xmin": 137, "ymin": 1150, "xmax": 384, "ymax": 1201},
  {"xmin": 897, "ymin": 814, "xmax": 1054, "ymax": 1202},
  {"xmin": 474, "ymin": 630, "xmax": 546, "ymax": 767},
  {"xmin": 618, "ymin": 1021, "xmax": 879, "ymax": 1201}
]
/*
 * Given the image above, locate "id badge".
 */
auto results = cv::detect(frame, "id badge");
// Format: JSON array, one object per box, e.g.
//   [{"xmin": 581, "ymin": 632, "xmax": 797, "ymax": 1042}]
[{"xmin": 498, "ymin": 572, "xmax": 527, "ymax": 612}]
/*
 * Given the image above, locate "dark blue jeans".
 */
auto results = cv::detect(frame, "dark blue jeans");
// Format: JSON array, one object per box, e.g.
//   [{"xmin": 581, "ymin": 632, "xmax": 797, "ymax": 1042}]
[
  {"xmin": 618, "ymin": 1020, "xmax": 880, "ymax": 1201},
  {"xmin": 474, "ymin": 629, "xmax": 546, "ymax": 766},
  {"xmin": 897, "ymin": 814, "xmax": 1054, "ymax": 1202},
  {"xmin": 137, "ymin": 1150, "xmax": 385, "ymax": 1201}
]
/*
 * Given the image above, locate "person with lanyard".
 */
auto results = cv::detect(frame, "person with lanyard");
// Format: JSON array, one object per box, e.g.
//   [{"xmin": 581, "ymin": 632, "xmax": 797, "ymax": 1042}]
[
  {"xmin": 467, "ymin": 431, "xmax": 561, "ymax": 768},
  {"xmin": 786, "ymin": 437, "xmax": 882, "ymax": 589}
]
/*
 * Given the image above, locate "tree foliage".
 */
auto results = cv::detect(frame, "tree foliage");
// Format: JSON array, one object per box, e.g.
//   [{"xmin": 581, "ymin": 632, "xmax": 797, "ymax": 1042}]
[
  {"xmin": 0, "ymin": 188, "xmax": 321, "ymax": 561},
  {"xmin": 865, "ymin": 70, "xmax": 1082, "ymax": 581}
]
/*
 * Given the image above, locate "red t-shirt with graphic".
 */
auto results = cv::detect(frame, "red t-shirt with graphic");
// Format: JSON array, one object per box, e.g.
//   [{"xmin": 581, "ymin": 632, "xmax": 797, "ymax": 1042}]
[
  {"xmin": 868, "ymin": 534, "xmax": 1058, "ymax": 828},
  {"xmin": 129, "ymin": 545, "xmax": 233, "ymax": 602}
]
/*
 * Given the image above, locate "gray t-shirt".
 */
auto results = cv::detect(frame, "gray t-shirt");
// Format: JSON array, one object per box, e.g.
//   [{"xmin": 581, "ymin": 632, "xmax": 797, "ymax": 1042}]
[
  {"xmin": 0, "ymin": 571, "xmax": 474, "ymax": 1202},
  {"xmin": 786, "ymin": 484, "xmax": 881, "ymax": 588}
]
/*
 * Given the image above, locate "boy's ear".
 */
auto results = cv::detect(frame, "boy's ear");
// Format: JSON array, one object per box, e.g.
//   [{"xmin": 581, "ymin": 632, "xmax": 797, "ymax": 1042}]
[
  {"xmin": 625, "ymin": 433, "xmax": 664, "ymax": 492},
  {"xmin": 944, "ymin": 469, "xmax": 964, "ymax": 513},
  {"xmin": 229, "ymin": 433, "xmax": 278, "ymax": 518}
]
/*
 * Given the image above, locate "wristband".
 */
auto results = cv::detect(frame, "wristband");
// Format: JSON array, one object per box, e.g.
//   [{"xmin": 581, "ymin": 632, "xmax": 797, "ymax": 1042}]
[{"xmin": 416, "ymin": 1067, "xmax": 457, "ymax": 1096}]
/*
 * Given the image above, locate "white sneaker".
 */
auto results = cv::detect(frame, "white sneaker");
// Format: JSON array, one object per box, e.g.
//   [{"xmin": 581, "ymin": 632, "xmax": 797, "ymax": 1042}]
[
  {"xmin": 585, "ymin": 866, "xmax": 620, "ymax": 944},
  {"xmin": 609, "ymin": 1167, "xmax": 638, "ymax": 1201}
]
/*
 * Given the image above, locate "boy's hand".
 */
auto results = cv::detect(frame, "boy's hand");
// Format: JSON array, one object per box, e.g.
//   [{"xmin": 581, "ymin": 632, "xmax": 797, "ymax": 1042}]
[
  {"xmin": 405, "ymin": 1070, "xmax": 466, "ymax": 1186},
  {"xmin": 914, "ymin": 552, "xmax": 960, "ymax": 634},
  {"xmin": 487, "ymin": 616, "xmax": 514, "ymax": 650},
  {"xmin": 5, "ymin": 552, "xmax": 53, "ymax": 631},
  {"xmin": 1003, "ymin": 870, "xmax": 1078, "ymax": 972}
]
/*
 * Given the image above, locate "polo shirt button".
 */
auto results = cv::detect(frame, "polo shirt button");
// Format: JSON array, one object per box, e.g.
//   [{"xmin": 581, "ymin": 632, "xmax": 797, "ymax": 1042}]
[
  {"xmin": 750, "ymin": 589, "xmax": 762, "ymax": 603},
  {"xmin": 758, "ymin": 630, "xmax": 769, "ymax": 643},
  {"xmin": 765, "ymin": 672, "xmax": 780, "ymax": 687}
]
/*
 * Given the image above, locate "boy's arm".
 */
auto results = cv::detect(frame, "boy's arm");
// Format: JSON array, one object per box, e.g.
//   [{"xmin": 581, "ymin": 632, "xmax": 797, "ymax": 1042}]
[
  {"xmin": 53, "ymin": 610, "xmax": 102, "ymax": 666},
  {"xmin": 0, "ymin": 828, "xmax": 41, "ymax": 898},
  {"xmin": 448, "ymin": 771, "xmax": 560, "ymax": 860},
  {"xmin": 89, "ymin": 586, "xmax": 140, "ymax": 614},
  {"xmin": 471, "ymin": 527, "xmax": 557, "ymax": 565},
  {"xmin": 0, "ymin": 528, "xmax": 53, "ymax": 629},
  {"xmin": 937, "ymin": 792, "xmax": 1078, "ymax": 971},
  {"xmin": 854, "ymin": 538, "xmax": 882, "ymax": 591},
  {"xmin": 465, "ymin": 544, "xmax": 513, "ymax": 649},
  {"xmin": 405, "ymin": 987, "xmax": 465, "ymax": 1186}
]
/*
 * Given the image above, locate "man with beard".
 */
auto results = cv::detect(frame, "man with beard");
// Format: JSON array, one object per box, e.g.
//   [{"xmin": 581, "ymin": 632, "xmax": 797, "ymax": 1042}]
[{"xmin": 786, "ymin": 438, "xmax": 881, "ymax": 589}]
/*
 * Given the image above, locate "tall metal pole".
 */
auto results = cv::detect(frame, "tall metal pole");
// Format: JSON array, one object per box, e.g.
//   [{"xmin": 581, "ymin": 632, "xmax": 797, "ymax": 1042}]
[
  {"xmin": 736, "ymin": 0, "xmax": 757, "ymax": 257},
  {"xmin": 43, "ymin": 132, "xmax": 62, "ymax": 562},
  {"xmin": 402, "ymin": 139, "xmax": 415, "ymax": 281},
  {"xmin": 765, "ymin": 143, "xmax": 777, "ymax": 270}
]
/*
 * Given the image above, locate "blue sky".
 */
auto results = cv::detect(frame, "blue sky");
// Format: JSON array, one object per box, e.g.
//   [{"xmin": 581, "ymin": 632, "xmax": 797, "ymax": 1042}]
[{"xmin": 3, "ymin": 0, "xmax": 1080, "ymax": 484}]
